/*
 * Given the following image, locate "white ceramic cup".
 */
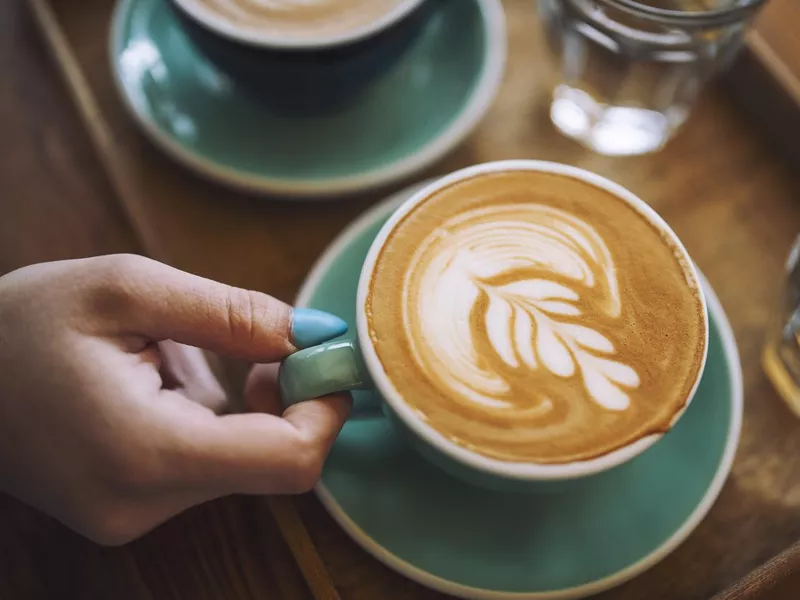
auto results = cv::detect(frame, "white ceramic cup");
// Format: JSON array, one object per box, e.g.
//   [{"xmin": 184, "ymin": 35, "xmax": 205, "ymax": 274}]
[{"xmin": 279, "ymin": 160, "xmax": 710, "ymax": 491}]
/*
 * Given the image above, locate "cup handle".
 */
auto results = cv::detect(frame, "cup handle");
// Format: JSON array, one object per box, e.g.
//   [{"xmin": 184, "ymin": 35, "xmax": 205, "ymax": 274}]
[{"xmin": 278, "ymin": 339, "xmax": 377, "ymax": 415}]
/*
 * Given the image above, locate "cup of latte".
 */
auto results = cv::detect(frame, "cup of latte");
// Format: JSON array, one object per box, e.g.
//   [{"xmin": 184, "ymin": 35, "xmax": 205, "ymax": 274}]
[
  {"xmin": 167, "ymin": 0, "xmax": 432, "ymax": 113},
  {"xmin": 279, "ymin": 160, "xmax": 709, "ymax": 491}
]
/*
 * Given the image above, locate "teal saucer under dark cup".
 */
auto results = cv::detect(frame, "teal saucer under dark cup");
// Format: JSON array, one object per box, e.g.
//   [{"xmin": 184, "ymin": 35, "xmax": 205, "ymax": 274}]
[
  {"xmin": 110, "ymin": 0, "xmax": 506, "ymax": 197},
  {"xmin": 294, "ymin": 184, "xmax": 743, "ymax": 599}
]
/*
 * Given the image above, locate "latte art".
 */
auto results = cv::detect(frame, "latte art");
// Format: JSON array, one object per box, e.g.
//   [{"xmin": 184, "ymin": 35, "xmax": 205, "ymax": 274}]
[
  {"xmin": 406, "ymin": 204, "xmax": 639, "ymax": 415},
  {"xmin": 194, "ymin": 0, "xmax": 412, "ymax": 41},
  {"xmin": 367, "ymin": 170, "xmax": 706, "ymax": 464}
]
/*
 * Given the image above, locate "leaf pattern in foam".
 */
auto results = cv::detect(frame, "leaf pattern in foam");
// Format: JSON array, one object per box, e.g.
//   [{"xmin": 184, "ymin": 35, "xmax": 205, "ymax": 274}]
[
  {"xmin": 514, "ymin": 307, "xmax": 536, "ymax": 368},
  {"xmin": 579, "ymin": 356, "xmax": 634, "ymax": 410},
  {"xmin": 498, "ymin": 279, "xmax": 578, "ymax": 301},
  {"xmin": 485, "ymin": 294, "xmax": 517, "ymax": 368},
  {"xmin": 535, "ymin": 317, "xmax": 575, "ymax": 377},
  {"xmin": 559, "ymin": 324, "xmax": 614, "ymax": 353},
  {"xmin": 536, "ymin": 301, "xmax": 581, "ymax": 316},
  {"xmin": 481, "ymin": 277, "xmax": 640, "ymax": 411}
]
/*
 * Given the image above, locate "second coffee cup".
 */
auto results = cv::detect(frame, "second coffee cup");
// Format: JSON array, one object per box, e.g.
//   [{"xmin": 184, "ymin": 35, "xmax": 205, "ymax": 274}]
[{"xmin": 167, "ymin": 0, "xmax": 432, "ymax": 113}]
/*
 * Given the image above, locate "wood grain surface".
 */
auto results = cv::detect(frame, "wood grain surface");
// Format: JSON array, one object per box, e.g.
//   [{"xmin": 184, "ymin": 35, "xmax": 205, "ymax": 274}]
[
  {"xmin": 713, "ymin": 540, "xmax": 800, "ymax": 600},
  {"xmin": 2, "ymin": 0, "xmax": 800, "ymax": 598},
  {"xmin": 726, "ymin": 0, "xmax": 800, "ymax": 167}
]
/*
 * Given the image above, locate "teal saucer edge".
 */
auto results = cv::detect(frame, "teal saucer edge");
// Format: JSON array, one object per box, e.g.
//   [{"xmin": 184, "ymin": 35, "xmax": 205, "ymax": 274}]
[
  {"xmin": 109, "ymin": 0, "xmax": 506, "ymax": 198},
  {"xmin": 294, "ymin": 183, "xmax": 743, "ymax": 599}
]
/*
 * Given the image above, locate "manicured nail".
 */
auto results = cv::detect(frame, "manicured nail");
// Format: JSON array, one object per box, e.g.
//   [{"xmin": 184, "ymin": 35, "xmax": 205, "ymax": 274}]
[{"xmin": 291, "ymin": 308, "xmax": 348, "ymax": 349}]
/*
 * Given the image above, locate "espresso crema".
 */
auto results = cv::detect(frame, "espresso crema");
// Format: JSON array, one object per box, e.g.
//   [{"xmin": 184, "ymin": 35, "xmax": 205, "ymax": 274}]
[
  {"xmin": 193, "ymin": 0, "xmax": 413, "ymax": 41},
  {"xmin": 366, "ymin": 170, "xmax": 706, "ymax": 464}
]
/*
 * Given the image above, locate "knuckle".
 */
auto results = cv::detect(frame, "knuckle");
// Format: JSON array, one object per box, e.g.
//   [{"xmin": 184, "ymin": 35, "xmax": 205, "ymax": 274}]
[
  {"xmin": 78, "ymin": 502, "xmax": 143, "ymax": 547},
  {"xmin": 83, "ymin": 254, "xmax": 152, "ymax": 318},
  {"xmin": 68, "ymin": 485, "xmax": 144, "ymax": 546},
  {"xmin": 221, "ymin": 287, "xmax": 289, "ymax": 352},
  {"xmin": 284, "ymin": 442, "xmax": 325, "ymax": 494},
  {"xmin": 222, "ymin": 287, "xmax": 258, "ymax": 345},
  {"xmin": 94, "ymin": 254, "xmax": 151, "ymax": 283},
  {"xmin": 79, "ymin": 450, "xmax": 171, "ymax": 545},
  {"xmin": 195, "ymin": 386, "xmax": 228, "ymax": 414}
]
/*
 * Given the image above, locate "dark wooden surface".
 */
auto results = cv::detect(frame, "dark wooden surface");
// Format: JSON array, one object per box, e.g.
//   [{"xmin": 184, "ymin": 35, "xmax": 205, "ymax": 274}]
[
  {"xmin": 726, "ymin": 0, "xmax": 800, "ymax": 168},
  {"xmin": 3, "ymin": 0, "xmax": 800, "ymax": 598},
  {"xmin": 0, "ymin": 3, "xmax": 314, "ymax": 600},
  {"xmin": 713, "ymin": 541, "xmax": 800, "ymax": 600}
]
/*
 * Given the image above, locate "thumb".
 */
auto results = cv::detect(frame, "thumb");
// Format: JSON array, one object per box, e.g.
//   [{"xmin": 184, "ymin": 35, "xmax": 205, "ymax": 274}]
[
  {"xmin": 186, "ymin": 393, "xmax": 352, "ymax": 495},
  {"xmin": 89, "ymin": 255, "xmax": 347, "ymax": 361}
]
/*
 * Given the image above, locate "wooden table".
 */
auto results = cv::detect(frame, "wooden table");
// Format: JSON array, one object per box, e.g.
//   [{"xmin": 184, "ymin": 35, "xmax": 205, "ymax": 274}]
[{"xmin": 2, "ymin": 0, "xmax": 800, "ymax": 598}]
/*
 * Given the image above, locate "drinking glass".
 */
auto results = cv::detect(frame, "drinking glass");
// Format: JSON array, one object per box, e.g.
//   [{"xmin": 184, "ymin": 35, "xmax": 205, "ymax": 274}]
[
  {"xmin": 763, "ymin": 235, "xmax": 800, "ymax": 416},
  {"xmin": 536, "ymin": 0, "xmax": 767, "ymax": 156}
]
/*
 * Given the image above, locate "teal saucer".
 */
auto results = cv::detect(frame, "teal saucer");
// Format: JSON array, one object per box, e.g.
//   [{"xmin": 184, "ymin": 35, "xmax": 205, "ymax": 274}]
[
  {"xmin": 295, "ymin": 183, "xmax": 743, "ymax": 599},
  {"xmin": 109, "ymin": 0, "xmax": 505, "ymax": 198}
]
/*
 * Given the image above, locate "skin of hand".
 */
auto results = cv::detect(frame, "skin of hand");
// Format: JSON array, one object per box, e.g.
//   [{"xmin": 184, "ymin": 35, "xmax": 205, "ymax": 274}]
[{"xmin": 0, "ymin": 254, "xmax": 351, "ymax": 546}]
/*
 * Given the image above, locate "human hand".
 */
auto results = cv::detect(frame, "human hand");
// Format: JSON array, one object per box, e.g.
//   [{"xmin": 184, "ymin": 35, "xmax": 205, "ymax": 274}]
[{"xmin": 0, "ymin": 254, "xmax": 350, "ymax": 545}]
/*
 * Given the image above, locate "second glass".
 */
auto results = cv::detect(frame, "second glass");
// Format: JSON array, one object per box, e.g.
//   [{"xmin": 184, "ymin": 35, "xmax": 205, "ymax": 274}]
[
  {"xmin": 763, "ymin": 234, "xmax": 800, "ymax": 417},
  {"xmin": 536, "ymin": 0, "xmax": 767, "ymax": 156}
]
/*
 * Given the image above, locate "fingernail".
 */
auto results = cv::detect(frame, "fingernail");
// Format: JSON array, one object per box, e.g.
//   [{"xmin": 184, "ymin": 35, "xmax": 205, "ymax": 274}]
[{"xmin": 291, "ymin": 308, "xmax": 348, "ymax": 349}]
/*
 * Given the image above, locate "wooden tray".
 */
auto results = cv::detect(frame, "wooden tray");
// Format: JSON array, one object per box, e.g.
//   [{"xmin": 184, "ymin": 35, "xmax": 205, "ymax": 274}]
[
  {"xmin": 713, "ymin": 541, "xmax": 800, "ymax": 600},
  {"xmin": 27, "ymin": 0, "xmax": 800, "ymax": 598},
  {"xmin": 725, "ymin": 0, "xmax": 800, "ymax": 167}
]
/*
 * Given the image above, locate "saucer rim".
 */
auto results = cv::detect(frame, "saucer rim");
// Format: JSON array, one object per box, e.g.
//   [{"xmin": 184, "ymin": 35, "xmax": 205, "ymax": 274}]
[
  {"xmin": 108, "ymin": 0, "xmax": 507, "ymax": 200},
  {"xmin": 295, "ymin": 182, "xmax": 744, "ymax": 600}
]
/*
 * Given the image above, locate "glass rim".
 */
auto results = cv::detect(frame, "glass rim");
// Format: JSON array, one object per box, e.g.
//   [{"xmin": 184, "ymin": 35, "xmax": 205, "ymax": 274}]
[{"xmin": 594, "ymin": 0, "xmax": 768, "ymax": 27}]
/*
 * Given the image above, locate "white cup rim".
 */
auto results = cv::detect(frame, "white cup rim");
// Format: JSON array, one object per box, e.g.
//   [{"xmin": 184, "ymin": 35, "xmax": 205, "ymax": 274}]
[
  {"xmin": 355, "ymin": 160, "xmax": 710, "ymax": 482},
  {"xmin": 170, "ymin": 0, "xmax": 427, "ymax": 50}
]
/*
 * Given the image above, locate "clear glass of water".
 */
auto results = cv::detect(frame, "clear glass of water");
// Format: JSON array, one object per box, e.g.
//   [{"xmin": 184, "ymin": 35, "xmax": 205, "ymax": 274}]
[
  {"xmin": 536, "ymin": 0, "xmax": 767, "ymax": 156},
  {"xmin": 763, "ymin": 235, "xmax": 800, "ymax": 416}
]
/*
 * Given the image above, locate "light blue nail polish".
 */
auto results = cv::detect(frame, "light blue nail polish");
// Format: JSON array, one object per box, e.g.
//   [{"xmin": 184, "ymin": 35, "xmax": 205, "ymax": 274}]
[{"xmin": 291, "ymin": 308, "xmax": 348, "ymax": 349}]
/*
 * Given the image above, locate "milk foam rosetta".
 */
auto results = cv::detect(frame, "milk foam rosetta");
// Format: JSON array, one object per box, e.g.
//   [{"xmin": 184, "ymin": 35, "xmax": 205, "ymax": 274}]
[
  {"xmin": 408, "ymin": 203, "xmax": 638, "ymax": 413},
  {"xmin": 195, "ymin": 0, "xmax": 411, "ymax": 40},
  {"xmin": 367, "ymin": 171, "xmax": 707, "ymax": 464}
]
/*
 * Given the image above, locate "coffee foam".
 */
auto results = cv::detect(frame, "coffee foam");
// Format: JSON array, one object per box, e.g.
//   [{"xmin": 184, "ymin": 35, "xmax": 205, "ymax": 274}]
[
  {"xmin": 367, "ymin": 170, "xmax": 706, "ymax": 464},
  {"xmin": 194, "ymin": 0, "xmax": 411, "ymax": 41}
]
